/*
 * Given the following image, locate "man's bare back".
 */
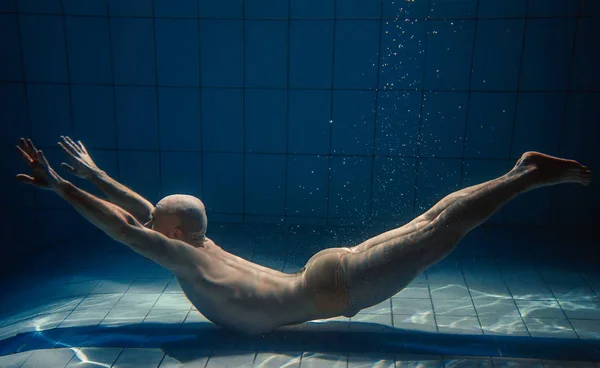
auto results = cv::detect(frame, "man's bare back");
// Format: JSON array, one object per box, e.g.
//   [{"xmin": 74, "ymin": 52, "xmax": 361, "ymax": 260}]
[
  {"xmin": 173, "ymin": 237, "xmax": 317, "ymax": 334},
  {"xmin": 16, "ymin": 137, "xmax": 592, "ymax": 335}
]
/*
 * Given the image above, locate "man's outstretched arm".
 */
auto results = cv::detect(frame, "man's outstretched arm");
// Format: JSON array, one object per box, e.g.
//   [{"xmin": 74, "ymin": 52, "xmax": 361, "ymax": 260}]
[
  {"xmin": 15, "ymin": 138, "xmax": 201, "ymax": 276},
  {"xmin": 54, "ymin": 180, "xmax": 200, "ymax": 275},
  {"xmin": 58, "ymin": 136, "xmax": 155, "ymax": 223}
]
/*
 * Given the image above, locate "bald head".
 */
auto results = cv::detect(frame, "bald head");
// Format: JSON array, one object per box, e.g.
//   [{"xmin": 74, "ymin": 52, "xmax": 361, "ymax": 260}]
[{"xmin": 152, "ymin": 194, "xmax": 208, "ymax": 245}]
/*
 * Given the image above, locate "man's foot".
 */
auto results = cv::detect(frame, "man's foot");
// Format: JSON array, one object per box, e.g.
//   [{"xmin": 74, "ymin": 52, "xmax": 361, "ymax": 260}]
[{"xmin": 514, "ymin": 151, "xmax": 592, "ymax": 187}]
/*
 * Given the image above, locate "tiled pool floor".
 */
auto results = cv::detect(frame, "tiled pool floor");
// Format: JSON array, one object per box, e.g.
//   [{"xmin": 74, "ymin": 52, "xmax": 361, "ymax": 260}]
[
  {"xmin": 2, "ymin": 348, "xmax": 600, "ymax": 368},
  {"xmin": 1, "ymin": 224, "xmax": 599, "ymax": 366}
]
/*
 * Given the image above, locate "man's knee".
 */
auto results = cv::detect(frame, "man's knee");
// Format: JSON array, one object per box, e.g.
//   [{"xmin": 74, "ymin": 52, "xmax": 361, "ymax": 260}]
[
  {"xmin": 433, "ymin": 206, "xmax": 469, "ymax": 239},
  {"xmin": 423, "ymin": 219, "xmax": 464, "ymax": 262}
]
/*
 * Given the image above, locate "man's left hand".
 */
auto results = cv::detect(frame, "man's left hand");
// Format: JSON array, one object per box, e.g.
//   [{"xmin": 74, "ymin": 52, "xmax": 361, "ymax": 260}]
[{"xmin": 16, "ymin": 138, "xmax": 65, "ymax": 191}]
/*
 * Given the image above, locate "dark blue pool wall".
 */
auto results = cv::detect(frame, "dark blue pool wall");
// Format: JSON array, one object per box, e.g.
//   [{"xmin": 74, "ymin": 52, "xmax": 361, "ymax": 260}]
[{"xmin": 0, "ymin": 0, "xmax": 599, "ymax": 264}]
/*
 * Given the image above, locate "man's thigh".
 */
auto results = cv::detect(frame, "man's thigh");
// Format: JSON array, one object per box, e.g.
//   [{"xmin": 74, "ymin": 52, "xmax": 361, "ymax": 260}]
[
  {"xmin": 348, "ymin": 219, "xmax": 429, "ymax": 253},
  {"xmin": 342, "ymin": 231, "xmax": 450, "ymax": 310}
]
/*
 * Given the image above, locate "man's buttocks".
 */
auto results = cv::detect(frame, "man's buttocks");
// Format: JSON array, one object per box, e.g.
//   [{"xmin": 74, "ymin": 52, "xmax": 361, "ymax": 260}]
[{"xmin": 302, "ymin": 248, "xmax": 359, "ymax": 319}]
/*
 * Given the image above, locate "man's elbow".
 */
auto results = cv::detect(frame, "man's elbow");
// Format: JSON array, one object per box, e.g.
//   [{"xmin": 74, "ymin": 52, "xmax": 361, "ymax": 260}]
[
  {"xmin": 108, "ymin": 223, "xmax": 133, "ymax": 244},
  {"xmin": 111, "ymin": 213, "xmax": 144, "ymax": 244},
  {"xmin": 123, "ymin": 212, "xmax": 140, "ymax": 226}
]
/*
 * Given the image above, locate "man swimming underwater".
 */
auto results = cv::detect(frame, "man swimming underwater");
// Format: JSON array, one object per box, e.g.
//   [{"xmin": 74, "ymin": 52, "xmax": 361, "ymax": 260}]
[{"xmin": 16, "ymin": 136, "xmax": 592, "ymax": 335}]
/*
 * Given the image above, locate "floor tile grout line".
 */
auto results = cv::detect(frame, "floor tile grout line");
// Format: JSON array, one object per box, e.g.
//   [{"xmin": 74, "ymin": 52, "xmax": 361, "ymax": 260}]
[
  {"xmin": 539, "ymin": 267, "xmax": 585, "ymax": 335},
  {"xmin": 156, "ymin": 350, "xmax": 169, "ymax": 368},
  {"xmin": 491, "ymin": 257, "xmax": 533, "ymax": 336},
  {"xmin": 577, "ymin": 268, "xmax": 600, "ymax": 300},
  {"xmin": 52, "ymin": 292, "xmax": 89, "ymax": 331},
  {"xmin": 110, "ymin": 348, "xmax": 126, "ymax": 368},
  {"xmin": 423, "ymin": 271, "xmax": 440, "ymax": 333},
  {"xmin": 456, "ymin": 257, "xmax": 484, "ymax": 335},
  {"xmin": 64, "ymin": 347, "xmax": 84, "ymax": 367},
  {"xmin": 202, "ymin": 352, "xmax": 210, "ymax": 367},
  {"xmin": 533, "ymin": 261, "xmax": 582, "ymax": 339},
  {"xmin": 388, "ymin": 297, "xmax": 394, "ymax": 331}
]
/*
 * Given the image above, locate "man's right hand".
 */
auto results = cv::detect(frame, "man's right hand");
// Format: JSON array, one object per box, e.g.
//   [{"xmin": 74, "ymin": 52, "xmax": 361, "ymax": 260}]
[{"xmin": 58, "ymin": 136, "xmax": 102, "ymax": 180}]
